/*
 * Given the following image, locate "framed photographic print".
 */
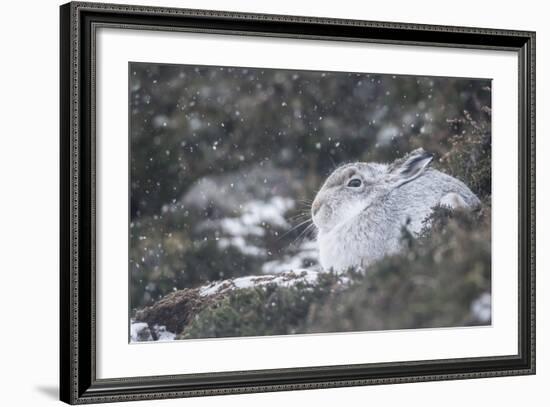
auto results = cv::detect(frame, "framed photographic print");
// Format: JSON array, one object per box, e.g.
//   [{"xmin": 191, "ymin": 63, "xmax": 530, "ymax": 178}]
[{"xmin": 60, "ymin": 1, "xmax": 536, "ymax": 404}]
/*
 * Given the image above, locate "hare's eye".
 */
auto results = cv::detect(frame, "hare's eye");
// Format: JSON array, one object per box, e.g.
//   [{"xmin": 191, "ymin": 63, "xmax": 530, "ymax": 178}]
[{"xmin": 347, "ymin": 178, "xmax": 362, "ymax": 188}]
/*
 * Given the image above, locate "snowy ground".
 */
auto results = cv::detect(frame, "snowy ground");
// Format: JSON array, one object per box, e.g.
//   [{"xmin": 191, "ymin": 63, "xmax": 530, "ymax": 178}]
[
  {"xmin": 261, "ymin": 240, "xmax": 318, "ymax": 274},
  {"xmin": 215, "ymin": 196, "xmax": 295, "ymax": 257},
  {"xmin": 198, "ymin": 269, "xmax": 319, "ymax": 297},
  {"xmin": 470, "ymin": 292, "xmax": 491, "ymax": 323},
  {"xmin": 130, "ymin": 320, "xmax": 176, "ymax": 342},
  {"xmin": 130, "ymin": 269, "xmax": 321, "ymax": 343},
  {"xmin": 130, "ymin": 172, "xmax": 323, "ymax": 343},
  {"xmin": 194, "ymin": 192, "xmax": 320, "ymax": 271}
]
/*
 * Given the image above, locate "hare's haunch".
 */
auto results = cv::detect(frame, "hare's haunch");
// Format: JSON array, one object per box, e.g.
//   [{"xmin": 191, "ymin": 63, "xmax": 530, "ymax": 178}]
[{"xmin": 311, "ymin": 149, "xmax": 480, "ymax": 272}]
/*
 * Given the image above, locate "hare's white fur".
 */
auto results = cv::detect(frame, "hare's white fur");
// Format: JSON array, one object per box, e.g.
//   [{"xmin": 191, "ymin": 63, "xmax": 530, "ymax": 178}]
[{"xmin": 312, "ymin": 149, "xmax": 480, "ymax": 272}]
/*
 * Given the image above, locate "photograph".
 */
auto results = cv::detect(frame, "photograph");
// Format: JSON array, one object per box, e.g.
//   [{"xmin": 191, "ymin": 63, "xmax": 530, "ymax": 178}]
[
  {"xmin": 56, "ymin": 2, "xmax": 536, "ymax": 404},
  {"xmin": 129, "ymin": 62, "xmax": 493, "ymax": 342}
]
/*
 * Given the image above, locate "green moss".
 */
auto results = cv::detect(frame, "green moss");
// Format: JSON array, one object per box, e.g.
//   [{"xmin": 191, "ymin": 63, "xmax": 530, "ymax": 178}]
[{"xmin": 178, "ymin": 273, "xmax": 342, "ymax": 339}]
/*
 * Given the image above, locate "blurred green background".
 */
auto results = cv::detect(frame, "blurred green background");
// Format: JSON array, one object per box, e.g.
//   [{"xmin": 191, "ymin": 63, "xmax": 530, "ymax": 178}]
[{"xmin": 129, "ymin": 62, "xmax": 491, "ymax": 318}]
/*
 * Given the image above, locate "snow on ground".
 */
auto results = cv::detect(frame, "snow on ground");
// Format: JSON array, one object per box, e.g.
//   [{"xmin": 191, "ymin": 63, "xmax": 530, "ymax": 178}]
[
  {"xmin": 470, "ymin": 292, "xmax": 491, "ymax": 323},
  {"xmin": 132, "ymin": 192, "xmax": 325, "ymax": 342},
  {"xmin": 262, "ymin": 240, "xmax": 319, "ymax": 274},
  {"xmin": 212, "ymin": 196, "xmax": 295, "ymax": 257},
  {"xmin": 199, "ymin": 269, "xmax": 319, "ymax": 297},
  {"xmin": 131, "ymin": 269, "xmax": 320, "ymax": 342},
  {"xmin": 152, "ymin": 325, "xmax": 177, "ymax": 341},
  {"xmin": 130, "ymin": 321, "xmax": 152, "ymax": 342},
  {"xmin": 217, "ymin": 236, "xmax": 266, "ymax": 257},
  {"xmin": 130, "ymin": 319, "xmax": 176, "ymax": 343}
]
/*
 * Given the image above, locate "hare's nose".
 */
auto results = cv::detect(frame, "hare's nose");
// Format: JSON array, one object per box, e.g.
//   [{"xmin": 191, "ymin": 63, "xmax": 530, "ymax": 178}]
[{"xmin": 312, "ymin": 200, "xmax": 322, "ymax": 216}]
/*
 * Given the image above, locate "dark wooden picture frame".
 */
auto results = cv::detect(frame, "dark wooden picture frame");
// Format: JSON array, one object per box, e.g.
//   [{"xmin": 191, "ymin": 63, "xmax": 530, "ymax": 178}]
[{"xmin": 60, "ymin": 1, "xmax": 535, "ymax": 404}]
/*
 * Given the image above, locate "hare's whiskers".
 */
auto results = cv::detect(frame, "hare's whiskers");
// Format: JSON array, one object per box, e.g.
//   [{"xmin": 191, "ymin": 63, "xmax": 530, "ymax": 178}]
[
  {"xmin": 277, "ymin": 218, "xmax": 313, "ymax": 241},
  {"xmin": 287, "ymin": 212, "xmax": 311, "ymax": 222},
  {"xmin": 291, "ymin": 222, "xmax": 317, "ymax": 248},
  {"xmin": 328, "ymin": 155, "xmax": 338, "ymax": 171}
]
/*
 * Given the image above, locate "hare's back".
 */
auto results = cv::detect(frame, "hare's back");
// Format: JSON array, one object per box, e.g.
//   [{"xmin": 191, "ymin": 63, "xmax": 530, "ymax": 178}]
[
  {"xmin": 391, "ymin": 169, "xmax": 479, "ymax": 231},
  {"xmin": 398, "ymin": 169, "xmax": 476, "ymax": 202}
]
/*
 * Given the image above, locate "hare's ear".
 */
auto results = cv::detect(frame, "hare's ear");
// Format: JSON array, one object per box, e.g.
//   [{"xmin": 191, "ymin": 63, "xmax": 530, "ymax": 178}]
[{"xmin": 387, "ymin": 148, "xmax": 433, "ymax": 187}]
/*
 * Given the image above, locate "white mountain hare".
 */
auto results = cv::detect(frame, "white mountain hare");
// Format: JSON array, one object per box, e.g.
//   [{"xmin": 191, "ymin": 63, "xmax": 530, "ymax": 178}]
[{"xmin": 311, "ymin": 148, "xmax": 480, "ymax": 272}]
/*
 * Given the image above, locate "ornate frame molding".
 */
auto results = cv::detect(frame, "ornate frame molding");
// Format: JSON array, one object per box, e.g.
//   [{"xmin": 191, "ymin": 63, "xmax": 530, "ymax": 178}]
[{"xmin": 60, "ymin": 2, "xmax": 535, "ymax": 404}]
